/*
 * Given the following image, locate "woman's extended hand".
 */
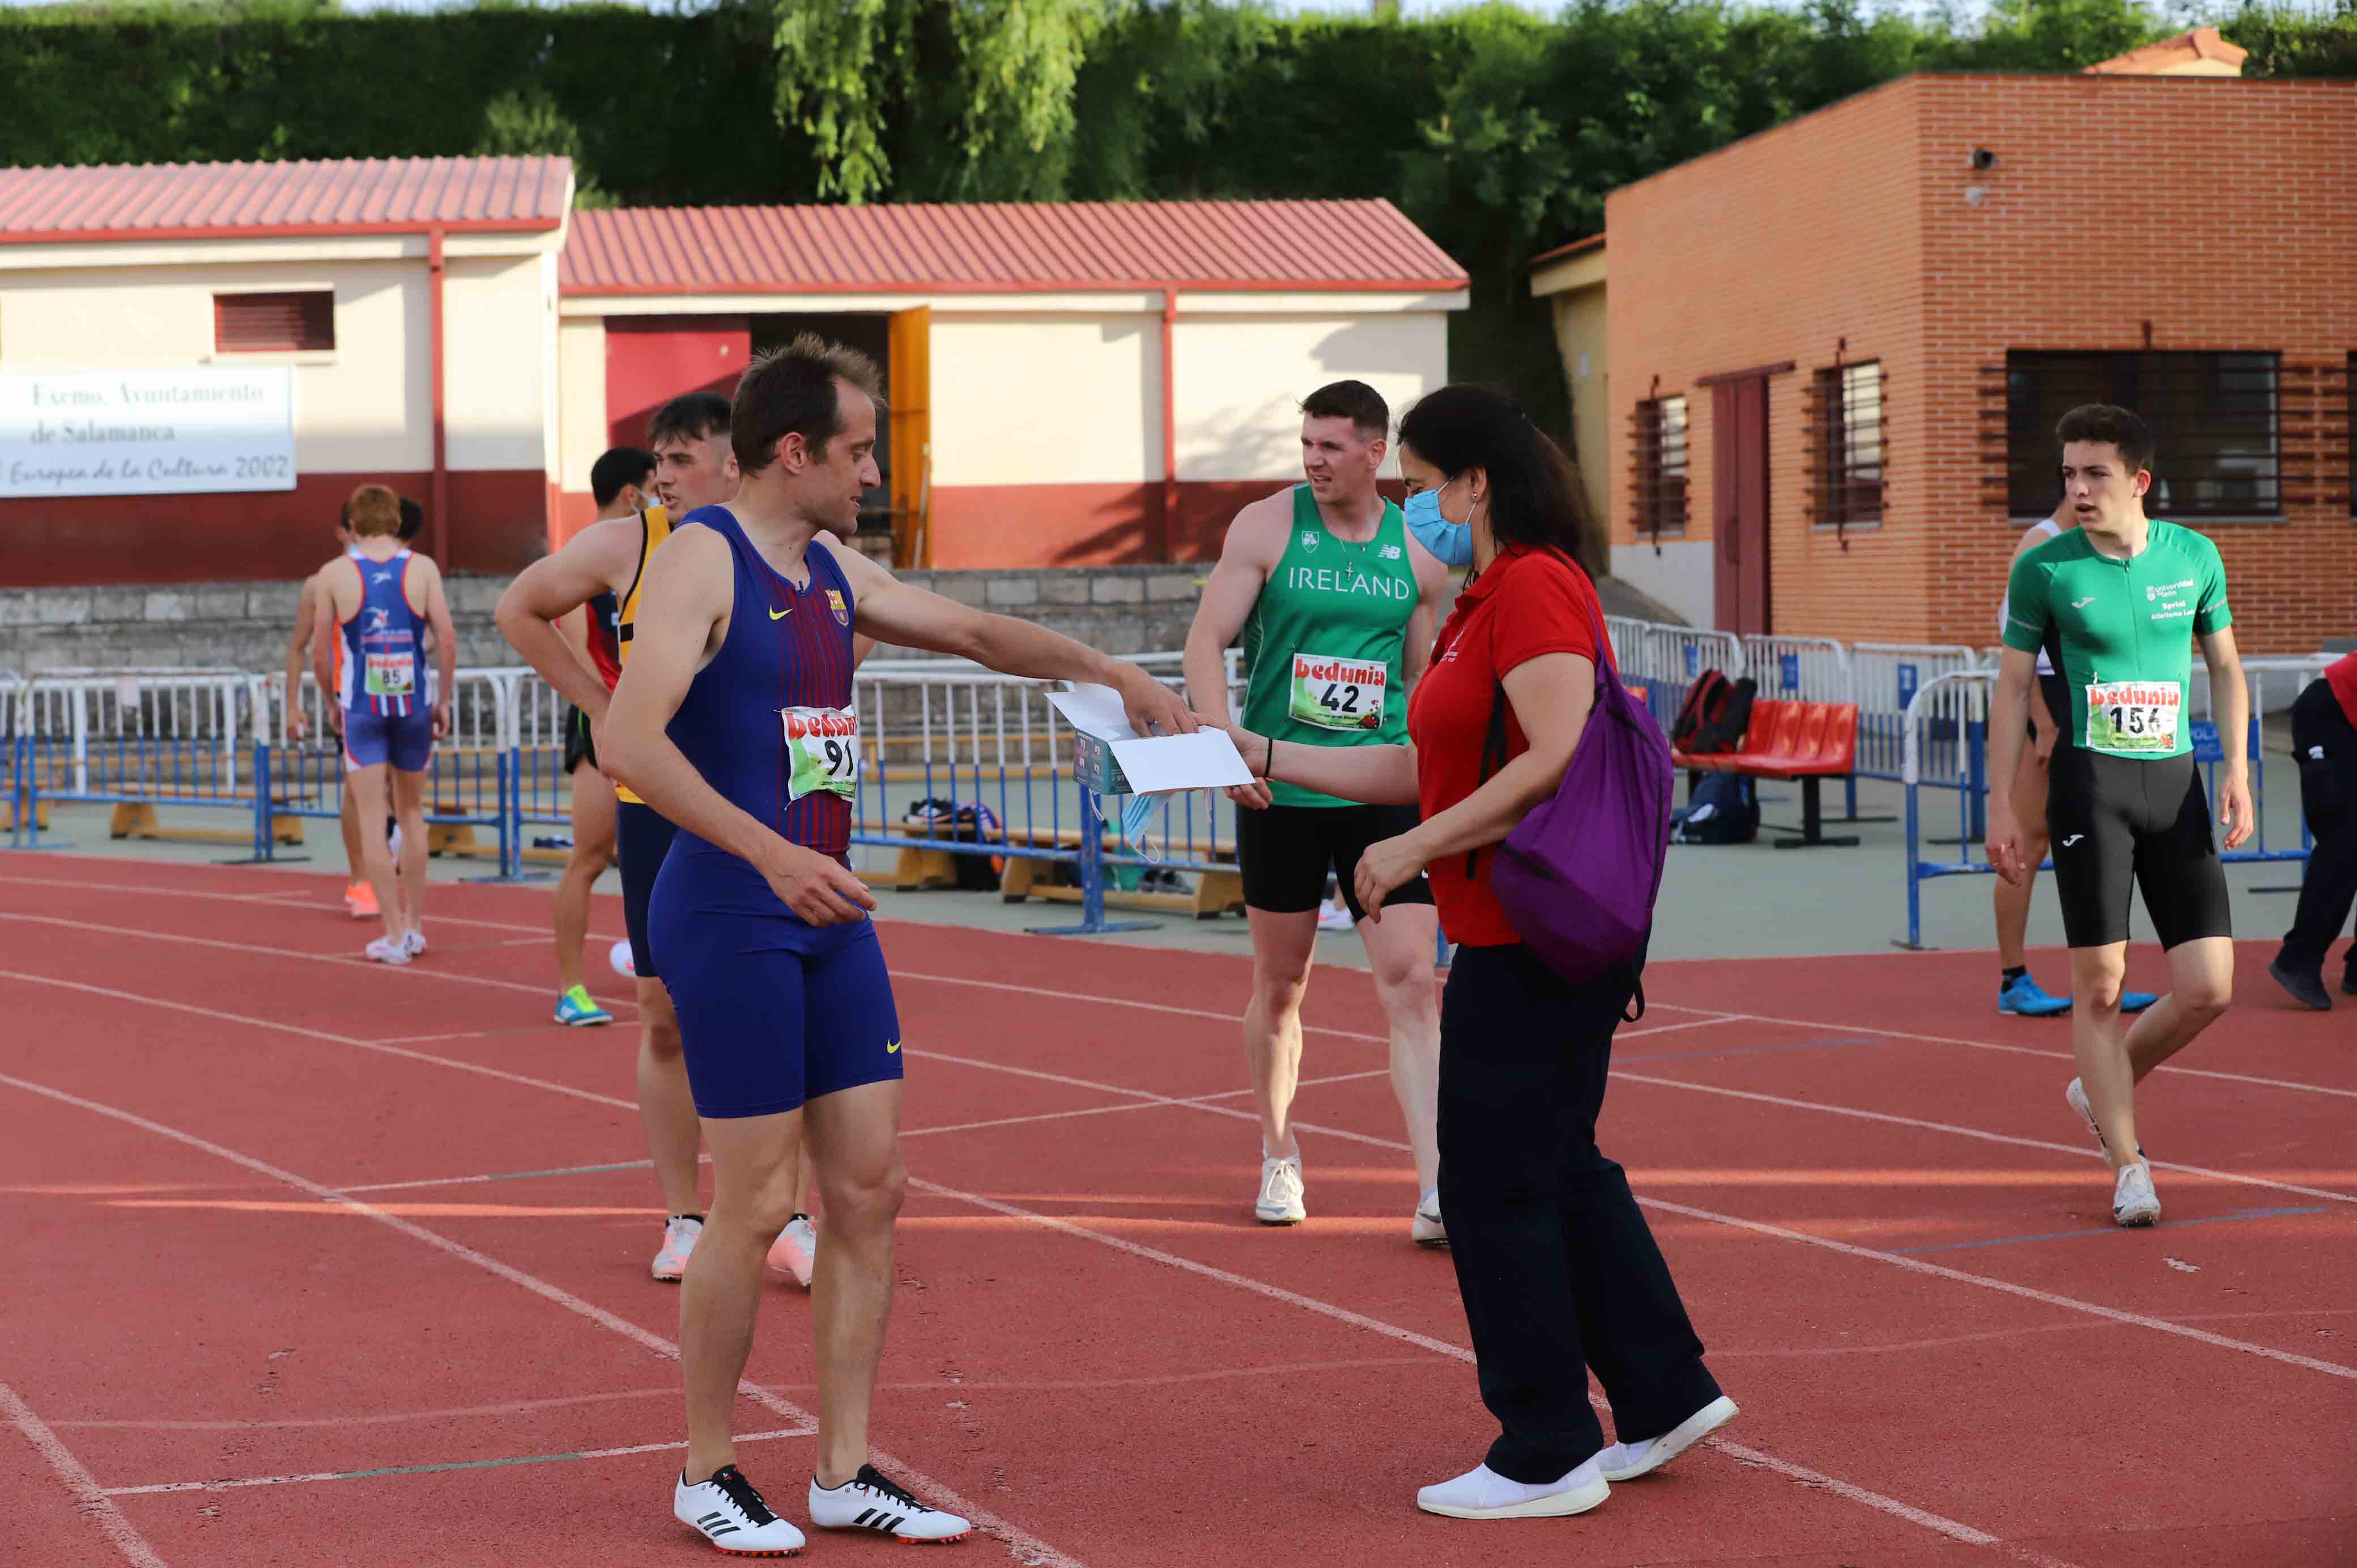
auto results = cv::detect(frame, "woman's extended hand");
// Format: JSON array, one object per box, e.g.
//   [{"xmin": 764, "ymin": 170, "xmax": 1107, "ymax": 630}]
[
  {"xmin": 1223, "ymin": 722, "xmax": 1274, "ymax": 809},
  {"xmin": 1353, "ymin": 830, "xmax": 1429, "ymax": 923}
]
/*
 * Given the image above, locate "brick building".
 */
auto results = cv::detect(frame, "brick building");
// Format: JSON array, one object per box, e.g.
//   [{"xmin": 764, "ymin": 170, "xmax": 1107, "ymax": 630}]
[{"xmin": 1548, "ymin": 66, "xmax": 2355, "ymax": 652}]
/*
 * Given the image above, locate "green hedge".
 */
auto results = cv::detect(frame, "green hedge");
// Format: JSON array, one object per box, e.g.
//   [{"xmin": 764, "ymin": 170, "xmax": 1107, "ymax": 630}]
[{"xmin": 5, "ymin": 0, "xmax": 2350, "ymax": 448}]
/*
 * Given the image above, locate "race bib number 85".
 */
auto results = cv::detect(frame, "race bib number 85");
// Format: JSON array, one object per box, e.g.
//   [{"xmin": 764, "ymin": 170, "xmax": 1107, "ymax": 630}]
[
  {"xmin": 2084, "ymin": 680, "xmax": 2180, "ymax": 756},
  {"xmin": 364, "ymin": 653, "xmax": 415, "ymax": 698},
  {"xmin": 782, "ymin": 706, "xmax": 861, "ymax": 801},
  {"xmin": 1288, "ymin": 653, "xmax": 1387, "ymax": 732}
]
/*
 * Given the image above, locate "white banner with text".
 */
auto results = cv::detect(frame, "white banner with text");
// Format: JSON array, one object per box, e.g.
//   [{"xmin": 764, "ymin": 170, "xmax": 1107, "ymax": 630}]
[{"xmin": 0, "ymin": 367, "xmax": 296, "ymax": 498}]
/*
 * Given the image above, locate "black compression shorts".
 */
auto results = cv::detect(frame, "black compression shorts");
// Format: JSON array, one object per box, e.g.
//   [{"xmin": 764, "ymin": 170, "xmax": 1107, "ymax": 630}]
[
  {"xmin": 616, "ymin": 799, "xmax": 679, "ymax": 979},
  {"xmin": 562, "ymin": 706, "xmax": 597, "ymax": 777},
  {"xmin": 2044, "ymin": 749, "xmax": 2231, "ymax": 951},
  {"xmin": 1235, "ymin": 802, "xmax": 1435, "ymax": 921}
]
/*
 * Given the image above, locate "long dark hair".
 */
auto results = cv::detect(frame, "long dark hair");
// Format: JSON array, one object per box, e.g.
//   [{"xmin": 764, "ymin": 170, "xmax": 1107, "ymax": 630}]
[{"xmin": 1396, "ymin": 384, "xmax": 1596, "ymax": 567}]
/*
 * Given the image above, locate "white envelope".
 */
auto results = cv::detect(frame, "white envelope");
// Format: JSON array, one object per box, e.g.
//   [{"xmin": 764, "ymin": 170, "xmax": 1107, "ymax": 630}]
[{"xmin": 1048, "ymin": 683, "xmax": 1254, "ymax": 795}]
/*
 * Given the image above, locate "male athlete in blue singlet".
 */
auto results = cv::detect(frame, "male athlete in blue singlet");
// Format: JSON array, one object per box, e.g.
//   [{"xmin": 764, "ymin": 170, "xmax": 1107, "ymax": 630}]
[
  {"xmin": 606, "ymin": 335, "xmax": 1194, "ymax": 1554},
  {"xmin": 312, "ymin": 484, "xmax": 457, "ymax": 965}
]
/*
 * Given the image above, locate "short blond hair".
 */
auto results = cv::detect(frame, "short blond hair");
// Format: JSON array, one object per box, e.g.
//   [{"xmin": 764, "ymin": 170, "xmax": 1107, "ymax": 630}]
[{"xmin": 345, "ymin": 484, "xmax": 402, "ymax": 538}]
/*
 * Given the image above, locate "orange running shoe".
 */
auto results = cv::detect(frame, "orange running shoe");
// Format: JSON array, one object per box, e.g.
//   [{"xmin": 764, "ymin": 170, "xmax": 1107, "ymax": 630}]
[{"xmin": 346, "ymin": 881, "xmax": 379, "ymax": 918}]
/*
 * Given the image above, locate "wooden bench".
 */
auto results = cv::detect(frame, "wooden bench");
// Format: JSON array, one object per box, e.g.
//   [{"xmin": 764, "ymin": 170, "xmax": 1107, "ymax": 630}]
[
  {"xmin": 883, "ymin": 820, "xmax": 1245, "ymax": 919},
  {"xmin": 1673, "ymin": 699, "xmax": 1862, "ymax": 849}
]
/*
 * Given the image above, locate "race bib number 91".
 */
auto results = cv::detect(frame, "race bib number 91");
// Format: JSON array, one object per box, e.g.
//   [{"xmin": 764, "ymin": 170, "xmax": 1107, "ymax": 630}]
[
  {"xmin": 364, "ymin": 653, "xmax": 415, "ymax": 698},
  {"xmin": 1288, "ymin": 653, "xmax": 1386, "ymax": 732},
  {"xmin": 782, "ymin": 706, "xmax": 861, "ymax": 801},
  {"xmin": 2084, "ymin": 680, "xmax": 2180, "ymax": 756}
]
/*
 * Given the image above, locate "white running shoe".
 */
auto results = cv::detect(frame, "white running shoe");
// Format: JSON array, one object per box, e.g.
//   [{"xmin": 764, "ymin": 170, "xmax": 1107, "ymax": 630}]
[
  {"xmin": 1596, "ymin": 1395, "xmax": 1740, "ymax": 1481},
  {"xmin": 675, "ymin": 1465, "xmax": 805, "ymax": 1556},
  {"xmin": 610, "ymin": 938, "xmax": 637, "ymax": 978},
  {"xmin": 2065, "ymin": 1077, "xmax": 2145, "ymax": 1158},
  {"xmin": 1416, "ymin": 1458, "xmax": 1609, "ymax": 1520},
  {"xmin": 808, "ymin": 1464, "xmax": 971, "ymax": 1543},
  {"xmin": 402, "ymin": 928, "xmax": 427, "ymax": 957},
  {"xmin": 364, "ymin": 936, "xmax": 411, "ymax": 965},
  {"xmin": 1317, "ymin": 904, "xmax": 1355, "ymax": 932},
  {"xmin": 2112, "ymin": 1162, "xmax": 2161, "ymax": 1228},
  {"xmin": 652, "ymin": 1215, "xmax": 704, "ymax": 1281},
  {"xmin": 1412, "ymin": 1185, "xmax": 1446, "ymax": 1248},
  {"xmin": 767, "ymin": 1215, "xmax": 818, "ymax": 1289},
  {"xmin": 1255, "ymin": 1154, "xmax": 1307, "ymax": 1225}
]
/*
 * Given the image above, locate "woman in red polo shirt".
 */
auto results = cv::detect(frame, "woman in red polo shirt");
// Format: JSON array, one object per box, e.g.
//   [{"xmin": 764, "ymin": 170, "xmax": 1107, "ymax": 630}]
[{"xmin": 1224, "ymin": 385, "xmax": 1734, "ymax": 1522}]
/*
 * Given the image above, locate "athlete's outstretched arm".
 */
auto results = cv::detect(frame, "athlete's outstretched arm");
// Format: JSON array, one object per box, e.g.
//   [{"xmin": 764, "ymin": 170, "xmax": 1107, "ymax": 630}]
[
  {"xmin": 2202, "ymin": 625, "xmax": 2254, "ymax": 850},
  {"xmin": 1224, "ymin": 726, "xmax": 1420, "ymax": 807},
  {"xmin": 494, "ymin": 519, "xmax": 641, "ymax": 724},
  {"xmin": 605, "ymin": 527, "xmax": 874, "ymax": 925},
  {"xmin": 826, "ymin": 541, "xmax": 1195, "ymax": 740},
  {"xmin": 1984, "ymin": 645, "xmax": 2038, "ymax": 885},
  {"xmin": 1401, "ymin": 541, "xmax": 1449, "ymax": 690},
  {"xmin": 413, "ymin": 556, "xmax": 460, "ymax": 739}
]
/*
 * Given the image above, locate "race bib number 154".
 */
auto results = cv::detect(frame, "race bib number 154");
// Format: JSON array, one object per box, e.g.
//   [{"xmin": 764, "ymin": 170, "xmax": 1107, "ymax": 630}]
[
  {"xmin": 782, "ymin": 706, "xmax": 861, "ymax": 801},
  {"xmin": 2084, "ymin": 680, "xmax": 2180, "ymax": 756}
]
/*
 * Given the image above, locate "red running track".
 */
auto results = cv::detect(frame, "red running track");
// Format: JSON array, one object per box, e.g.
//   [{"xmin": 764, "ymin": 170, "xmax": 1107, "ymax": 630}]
[{"xmin": 2, "ymin": 854, "xmax": 2353, "ymax": 1568}]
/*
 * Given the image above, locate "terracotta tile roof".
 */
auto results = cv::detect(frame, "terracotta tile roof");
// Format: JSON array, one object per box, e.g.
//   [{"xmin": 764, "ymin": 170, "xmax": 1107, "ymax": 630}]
[
  {"xmin": 2084, "ymin": 26, "xmax": 2248, "ymax": 76},
  {"xmin": 1526, "ymin": 232, "xmax": 1605, "ymax": 269},
  {"xmin": 560, "ymin": 199, "xmax": 1467, "ymax": 296},
  {"xmin": 0, "ymin": 157, "xmax": 573, "ymax": 244}
]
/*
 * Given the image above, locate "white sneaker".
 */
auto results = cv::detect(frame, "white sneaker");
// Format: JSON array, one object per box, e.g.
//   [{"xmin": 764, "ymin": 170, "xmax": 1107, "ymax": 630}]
[
  {"xmin": 767, "ymin": 1215, "xmax": 817, "ymax": 1289},
  {"xmin": 675, "ymin": 1465, "xmax": 805, "ymax": 1556},
  {"xmin": 2112, "ymin": 1162, "xmax": 2161, "ymax": 1227},
  {"xmin": 1596, "ymin": 1395, "xmax": 1739, "ymax": 1481},
  {"xmin": 1411, "ymin": 1185, "xmax": 1446, "ymax": 1248},
  {"xmin": 1255, "ymin": 1154, "xmax": 1306, "ymax": 1225},
  {"xmin": 808, "ymin": 1464, "xmax": 971, "ymax": 1543},
  {"xmin": 652, "ymin": 1215, "xmax": 704, "ymax": 1281},
  {"xmin": 402, "ymin": 928, "xmax": 427, "ymax": 957},
  {"xmin": 2066, "ymin": 1077, "xmax": 2145, "ymax": 1158},
  {"xmin": 1416, "ymin": 1458, "xmax": 1609, "ymax": 1520},
  {"xmin": 1317, "ymin": 904, "xmax": 1355, "ymax": 932},
  {"xmin": 364, "ymin": 936, "xmax": 411, "ymax": 966},
  {"xmin": 610, "ymin": 938, "xmax": 637, "ymax": 978}
]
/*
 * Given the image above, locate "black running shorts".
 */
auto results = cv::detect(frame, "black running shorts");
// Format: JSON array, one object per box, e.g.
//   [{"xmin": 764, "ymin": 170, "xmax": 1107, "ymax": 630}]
[
  {"xmin": 616, "ymin": 799, "xmax": 679, "ymax": 979},
  {"xmin": 1235, "ymin": 802, "xmax": 1435, "ymax": 921},
  {"xmin": 2044, "ymin": 748, "xmax": 2231, "ymax": 951},
  {"xmin": 561, "ymin": 706, "xmax": 598, "ymax": 777}
]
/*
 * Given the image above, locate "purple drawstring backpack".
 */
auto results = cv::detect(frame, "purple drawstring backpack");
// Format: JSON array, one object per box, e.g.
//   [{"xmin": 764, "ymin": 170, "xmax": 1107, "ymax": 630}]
[{"xmin": 1471, "ymin": 591, "xmax": 1673, "ymax": 1015}]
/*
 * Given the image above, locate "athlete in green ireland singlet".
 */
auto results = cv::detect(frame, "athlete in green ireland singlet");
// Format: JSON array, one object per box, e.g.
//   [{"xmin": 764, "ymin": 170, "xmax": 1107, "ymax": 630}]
[
  {"xmin": 1988, "ymin": 403, "xmax": 2252, "ymax": 1232},
  {"xmin": 1184, "ymin": 380, "xmax": 1450, "ymax": 1241}
]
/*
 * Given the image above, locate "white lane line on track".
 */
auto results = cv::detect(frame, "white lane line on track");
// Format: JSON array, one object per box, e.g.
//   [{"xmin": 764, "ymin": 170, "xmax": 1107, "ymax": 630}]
[
  {"xmin": 0, "ymin": 981, "xmax": 2244, "ymax": 1565},
  {"xmin": 19, "ymin": 868, "xmax": 2342, "ymax": 1105},
  {"xmin": 0, "ymin": 1380, "xmax": 172, "ymax": 1568},
  {"xmin": 6, "ymin": 957, "xmax": 2351, "ymax": 1381},
  {"xmin": 0, "ymin": 1071, "xmax": 1085, "ymax": 1568},
  {"xmin": 102, "ymin": 1426, "xmax": 815, "ymax": 1498}
]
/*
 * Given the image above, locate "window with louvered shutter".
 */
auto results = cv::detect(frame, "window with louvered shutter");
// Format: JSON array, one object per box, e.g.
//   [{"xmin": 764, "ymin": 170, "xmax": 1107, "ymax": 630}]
[
  {"xmin": 1807, "ymin": 361, "xmax": 1884, "ymax": 532},
  {"xmin": 214, "ymin": 291, "xmax": 334, "ymax": 353},
  {"xmin": 1629, "ymin": 395, "xmax": 1688, "ymax": 541},
  {"xmin": 2005, "ymin": 351, "xmax": 2279, "ymax": 519}
]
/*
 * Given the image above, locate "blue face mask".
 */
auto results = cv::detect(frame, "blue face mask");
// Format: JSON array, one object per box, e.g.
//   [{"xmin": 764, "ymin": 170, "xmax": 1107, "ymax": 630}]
[{"xmin": 1402, "ymin": 475, "xmax": 1474, "ymax": 568}]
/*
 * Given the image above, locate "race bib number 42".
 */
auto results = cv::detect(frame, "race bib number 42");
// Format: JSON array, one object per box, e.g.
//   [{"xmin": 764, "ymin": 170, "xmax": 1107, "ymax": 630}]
[
  {"xmin": 782, "ymin": 706, "xmax": 861, "ymax": 801},
  {"xmin": 364, "ymin": 653, "xmax": 415, "ymax": 698},
  {"xmin": 1288, "ymin": 653, "xmax": 1386, "ymax": 732},
  {"xmin": 2084, "ymin": 680, "xmax": 2180, "ymax": 755}
]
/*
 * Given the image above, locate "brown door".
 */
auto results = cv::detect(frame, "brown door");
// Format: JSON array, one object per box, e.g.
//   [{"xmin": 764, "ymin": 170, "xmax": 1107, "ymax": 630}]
[{"xmin": 1711, "ymin": 376, "xmax": 1771, "ymax": 635}]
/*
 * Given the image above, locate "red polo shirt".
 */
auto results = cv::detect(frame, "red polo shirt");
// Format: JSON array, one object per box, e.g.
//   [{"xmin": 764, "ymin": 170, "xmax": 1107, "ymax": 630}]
[
  {"xmin": 2327, "ymin": 651, "xmax": 2357, "ymax": 731},
  {"xmin": 1407, "ymin": 546, "xmax": 1611, "ymax": 948}
]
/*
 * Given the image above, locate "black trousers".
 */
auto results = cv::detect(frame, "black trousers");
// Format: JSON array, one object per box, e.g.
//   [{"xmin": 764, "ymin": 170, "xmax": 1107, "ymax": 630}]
[
  {"xmin": 1437, "ymin": 943, "xmax": 1722, "ymax": 1483},
  {"xmin": 2281, "ymin": 680, "xmax": 2357, "ymax": 979}
]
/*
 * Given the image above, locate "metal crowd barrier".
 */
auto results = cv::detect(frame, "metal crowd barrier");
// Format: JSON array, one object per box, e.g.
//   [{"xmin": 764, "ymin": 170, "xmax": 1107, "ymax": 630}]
[{"xmin": 1896, "ymin": 657, "xmax": 2332, "ymax": 948}]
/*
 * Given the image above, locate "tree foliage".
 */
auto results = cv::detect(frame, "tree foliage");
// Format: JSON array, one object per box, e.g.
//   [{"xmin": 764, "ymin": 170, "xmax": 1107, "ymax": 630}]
[{"xmin": 2, "ymin": 0, "xmax": 2350, "ymax": 436}]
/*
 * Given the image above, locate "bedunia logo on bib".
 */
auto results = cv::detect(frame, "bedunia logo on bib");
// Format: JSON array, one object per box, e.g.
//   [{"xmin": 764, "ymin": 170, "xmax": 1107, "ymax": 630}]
[
  {"xmin": 1296, "ymin": 657, "xmax": 1385, "ymax": 687},
  {"xmin": 783, "ymin": 709, "xmax": 856, "ymax": 741}
]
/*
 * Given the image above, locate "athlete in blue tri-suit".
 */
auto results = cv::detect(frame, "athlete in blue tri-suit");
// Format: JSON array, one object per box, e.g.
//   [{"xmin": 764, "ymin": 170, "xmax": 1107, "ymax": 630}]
[
  {"xmin": 313, "ymin": 484, "xmax": 456, "ymax": 966},
  {"xmin": 605, "ymin": 335, "xmax": 1196, "ymax": 1556}
]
